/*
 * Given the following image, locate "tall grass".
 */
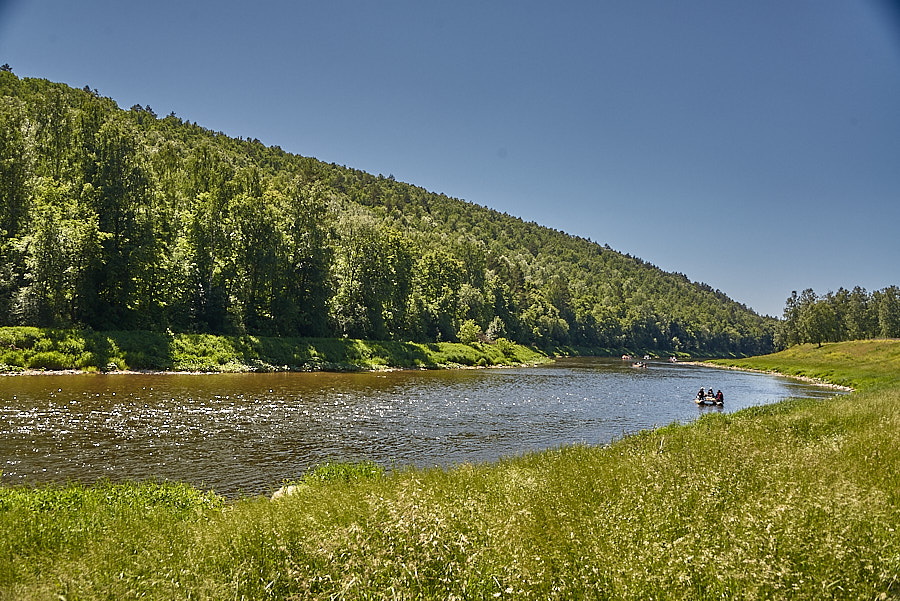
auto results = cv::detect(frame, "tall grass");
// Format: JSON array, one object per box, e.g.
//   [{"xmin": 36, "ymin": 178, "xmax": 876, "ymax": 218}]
[{"xmin": 2, "ymin": 340, "xmax": 899, "ymax": 599}]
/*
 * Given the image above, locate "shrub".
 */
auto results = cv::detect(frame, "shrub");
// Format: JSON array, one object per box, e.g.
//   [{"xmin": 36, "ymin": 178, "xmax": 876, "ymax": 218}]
[
  {"xmin": 32, "ymin": 337, "xmax": 54, "ymax": 353},
  {"xmin": 74, "ymin": 352, "xmax": 97, "ymax": 369},
  {"xmin": 485, "ymin": 316, "xmax": 507, "ymax": 341},
  {"xmin": 26, "ymin": 351, "xmax": 73, "ymax": 370},
  {"xmin": 56, "ymin": 336, "xmax": 86, "ymax": 356},
  {"xmin": 494, "ymin": 337, "xmax": 516, "ymax": 358},
  {"xmin": 0, "ymin": 350, "xmax": 25, "ymax": 367},
  {"xmin": 457, "ymin": 319, "xmax": 483, "ymax": 345}
]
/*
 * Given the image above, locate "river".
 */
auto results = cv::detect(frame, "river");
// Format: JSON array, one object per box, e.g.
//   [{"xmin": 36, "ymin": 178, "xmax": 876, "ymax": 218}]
[{"xmin": 0, "ymin": 358, "xmax": 841, "ymax": 497}]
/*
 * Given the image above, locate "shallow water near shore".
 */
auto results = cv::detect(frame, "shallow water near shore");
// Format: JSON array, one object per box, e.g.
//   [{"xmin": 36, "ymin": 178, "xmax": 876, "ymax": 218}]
[{"xmin": 0, "ymin": 357, "xmax": 841, "ymax": 497}]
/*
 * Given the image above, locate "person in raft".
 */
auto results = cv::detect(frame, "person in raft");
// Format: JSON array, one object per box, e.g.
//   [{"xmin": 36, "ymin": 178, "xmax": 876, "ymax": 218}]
[
  {"xmin": 715, "ymin": 390, "xmax": 724, "ymax": 403},
  {"xmin": 697, "ymin": 387, "xmax": 706, "ymax": 400},
  {"xmin": 708, "ymin": 388, "xmax": 714, "ymax": 398}
]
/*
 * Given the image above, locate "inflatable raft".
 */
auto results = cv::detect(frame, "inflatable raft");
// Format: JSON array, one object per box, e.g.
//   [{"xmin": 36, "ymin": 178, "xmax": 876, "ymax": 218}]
[{"xmin": 695, "ymin": 396, "xmax": 723, "ymax": 406}]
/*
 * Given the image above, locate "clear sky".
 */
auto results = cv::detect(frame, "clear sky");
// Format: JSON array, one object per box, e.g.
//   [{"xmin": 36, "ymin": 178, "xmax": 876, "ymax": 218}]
[{"xmin": 2, "ymin": 1, "xmax": 899, "ymax": 317}]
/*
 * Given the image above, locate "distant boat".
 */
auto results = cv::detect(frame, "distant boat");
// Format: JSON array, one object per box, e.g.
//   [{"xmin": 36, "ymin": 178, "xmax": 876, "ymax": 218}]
[{"xmin": 632, "ymin": 362, "xmax": 647, "ymax": 368}]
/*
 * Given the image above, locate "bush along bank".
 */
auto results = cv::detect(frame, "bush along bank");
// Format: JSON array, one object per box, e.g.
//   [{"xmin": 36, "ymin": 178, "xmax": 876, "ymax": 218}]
[
  {"xmin": 0, "ymin": 326, "xmax": 547, "ymax": 373},
  {"xmin": 0, "ymin": 326, "xmax": 759, "ymax": 375}
]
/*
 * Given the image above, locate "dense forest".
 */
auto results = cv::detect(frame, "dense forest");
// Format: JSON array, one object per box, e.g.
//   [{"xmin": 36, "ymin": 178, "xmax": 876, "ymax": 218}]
[
  {"xmin": 778, "ymin": 286, "xmax": 900, "ymax": 347},
  {"xmin": 0, "ymin": 70, "xmax": 776, "ymax": 354}
]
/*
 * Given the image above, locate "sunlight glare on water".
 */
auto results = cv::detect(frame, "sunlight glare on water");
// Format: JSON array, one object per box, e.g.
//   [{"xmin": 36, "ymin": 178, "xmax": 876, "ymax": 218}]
[{"xmin": 0, "ymin": 358, "xmax": 842, "ymax": 496}]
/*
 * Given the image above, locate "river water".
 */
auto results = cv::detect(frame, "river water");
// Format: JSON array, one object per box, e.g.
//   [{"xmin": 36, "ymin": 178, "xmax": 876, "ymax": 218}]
[{"xmin": 0, "ymin": 358, "xmax": 840, "ymax": 497}]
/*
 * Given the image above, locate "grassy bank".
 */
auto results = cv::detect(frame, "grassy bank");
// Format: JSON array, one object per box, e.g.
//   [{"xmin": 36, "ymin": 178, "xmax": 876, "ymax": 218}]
[
  {"xmin": 0, "ymin": 326, "xmax": 546, "ymax": 373},
  {"xmin": 2, "ymin": 341, "xmax": 900, "ymax": 599},
  {"xmin": 707, "ymin": 339, "xmax": 900, "ymax": 391}
]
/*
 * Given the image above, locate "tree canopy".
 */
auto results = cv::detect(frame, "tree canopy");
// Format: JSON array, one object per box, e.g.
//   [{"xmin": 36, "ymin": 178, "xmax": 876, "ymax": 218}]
[
  {"xmin": 778, "ymin": 286, "xmax": 900, "ymax": 347},
  {"xmin": 0, "ymin": 73, "xmax": 776, "ymax": 354}
]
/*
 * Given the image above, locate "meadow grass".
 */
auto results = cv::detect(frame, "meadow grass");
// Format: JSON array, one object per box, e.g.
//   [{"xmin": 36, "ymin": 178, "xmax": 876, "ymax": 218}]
[
  {"xmin": 707, "ymin": 339, "xmax": 900, "ymax": 391},
  {"xmin": 2, "ymin": 340, "xmax": 899, "ymax": 599}
]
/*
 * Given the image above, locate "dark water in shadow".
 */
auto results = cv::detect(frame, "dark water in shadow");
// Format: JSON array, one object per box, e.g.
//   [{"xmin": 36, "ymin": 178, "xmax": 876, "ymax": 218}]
[{"xmin": 0, "ymin": 358, "xmax": 842, "ymax": 496}]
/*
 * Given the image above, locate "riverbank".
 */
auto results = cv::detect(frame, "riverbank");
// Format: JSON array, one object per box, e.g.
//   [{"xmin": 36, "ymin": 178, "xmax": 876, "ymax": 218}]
[
  {"xmin": 0, "ymin": 326, "xmax": 547, "ymax": 374},
  {"xmin": 705, "ymin": 338, "xmax": 900, "ymax": 391},
  {"xmin": 2, "ymin": 340, "xmax": 899, "ymax": 599},
  {"xmin": 0, "ymin": 326, "xmax": 755, "ymax": 377},
  {"xmin": 678, "ymin": 359, "xmax": 855, "ymax": 391}
]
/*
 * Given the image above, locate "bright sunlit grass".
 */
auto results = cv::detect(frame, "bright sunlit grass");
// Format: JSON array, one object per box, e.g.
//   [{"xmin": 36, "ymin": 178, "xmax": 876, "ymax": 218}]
[
  {"xmin": 2, "ymin": 340, "xmax": 899, "ymax": 599},
  {"xmin": 708, "ymin": 339, "xmax": 900, "ymax": 390}
]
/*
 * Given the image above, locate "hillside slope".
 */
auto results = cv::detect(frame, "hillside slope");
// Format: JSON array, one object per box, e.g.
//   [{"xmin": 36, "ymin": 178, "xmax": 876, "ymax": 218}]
[{"xmin": 0, "ymin": 72, "xmax": 774, "ymax": 354}]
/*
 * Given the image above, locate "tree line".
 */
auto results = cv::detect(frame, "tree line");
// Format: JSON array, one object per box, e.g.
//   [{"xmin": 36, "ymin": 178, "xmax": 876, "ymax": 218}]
[
  {"xmin": 0, "ymin": 71, "xmax": 776, "ymax": 354},
  {"xmin": 778, "ymin": 286, "xmax": 900, "ymax": 347}
]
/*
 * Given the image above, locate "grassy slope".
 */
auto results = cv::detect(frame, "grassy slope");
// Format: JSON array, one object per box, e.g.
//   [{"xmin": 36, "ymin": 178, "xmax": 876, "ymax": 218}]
[
  {"xmin": 708, "ymin": 339, "xmax": 900, "ymax": 391},
  {"xmin": 0, "ymin": 326, "xmax": 546, "ymax": 373},
  {"xmin": 2, "ymin": 341, "xmax": 899, "ymax": 599}
]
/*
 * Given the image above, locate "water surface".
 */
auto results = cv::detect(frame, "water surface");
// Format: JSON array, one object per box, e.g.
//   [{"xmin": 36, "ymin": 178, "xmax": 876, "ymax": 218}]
[{"xmin": 0, "ymin": 358, "xmax": 841, "ymax": 496}]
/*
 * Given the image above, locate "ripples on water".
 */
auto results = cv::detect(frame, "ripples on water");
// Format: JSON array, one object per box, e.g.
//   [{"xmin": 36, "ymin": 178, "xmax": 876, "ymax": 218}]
[{"xmin": 0, "ymin": 358, "xmax": 842, "ymax": 496}]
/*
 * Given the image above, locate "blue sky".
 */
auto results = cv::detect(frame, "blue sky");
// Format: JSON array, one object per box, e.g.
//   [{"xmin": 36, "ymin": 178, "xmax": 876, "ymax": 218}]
[{"xmin": 2, "ymin": 1, "xmax": 899, "ymax": 317}]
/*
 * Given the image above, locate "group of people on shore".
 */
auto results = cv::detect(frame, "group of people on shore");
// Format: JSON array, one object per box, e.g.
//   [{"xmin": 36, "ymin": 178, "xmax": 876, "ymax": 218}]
[{"xmin": 696, "ymin": 387, "xmax": 724, "ymax": 403}]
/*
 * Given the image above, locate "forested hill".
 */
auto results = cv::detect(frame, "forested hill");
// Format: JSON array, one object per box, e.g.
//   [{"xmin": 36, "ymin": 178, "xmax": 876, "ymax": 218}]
[{"xmin": 0, "ymin": 72, "xmax": 775, "ymax": 355}]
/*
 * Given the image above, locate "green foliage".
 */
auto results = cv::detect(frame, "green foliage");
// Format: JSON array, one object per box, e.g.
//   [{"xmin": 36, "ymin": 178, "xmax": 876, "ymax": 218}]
[
  {"xmin": 0, "ymin": 480, "xmax": 224, "ymax": 595},
  {"xmin": 0, "ymin": 72, "xmax": 776, "ymax": 354},
  {"xmin": 25, "ymin": 350, "xmax": 73, "ymax": 370},
  {"xmin": 0, "ymin": 479, "xmax": 223, "ymax": 515},
  {"xmin": 456, "ymin": 318, "xmax": 482, "ymax": 344},
  {"xmin": 777, "ymin": 286, "xmax": 900, "ymax": 349},
  {"xmin": 0, "ymin": 326, "xmax": 546, "ymax": 373},
  {"xmin": 493, "ymin": 336, "xmax": 517, "ymax": 358}
]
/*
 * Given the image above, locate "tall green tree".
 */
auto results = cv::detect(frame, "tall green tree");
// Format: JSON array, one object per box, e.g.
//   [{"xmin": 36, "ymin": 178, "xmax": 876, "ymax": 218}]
[
  {"xmin": 79, "ymin": 119, "xmax": 153, "ymax": 327},
  {"xmin": 34, "ymin": 86, "xmax": 74, "ymax": 180},
  {"xmin": 278, "ymin": 181, "xmax": 335, "ymax": 336},
  {"xmin": 875, "ymin": 286, "xmax": 900, "ymax": 338},
  {"xmin": 15, "ymin": 180, "xmax": 102, "ymax": 325},
  {"xmin": 845, "ymin": 286, "xmax": 874, "ymax": 340},
  {"xmin": 411, "ymin": 249, "xmax": 465, "ymax": 341},
  {"xmin": 0, "ymin": 96, "xmax": 30, "ymax": 239},
  {"xmin": 330, "ymin": 212, "xmax": 403, "ymax": 339},
  {"xmin": 228, "ymin": 187, "xmax": 282, "ymax": 333}
]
